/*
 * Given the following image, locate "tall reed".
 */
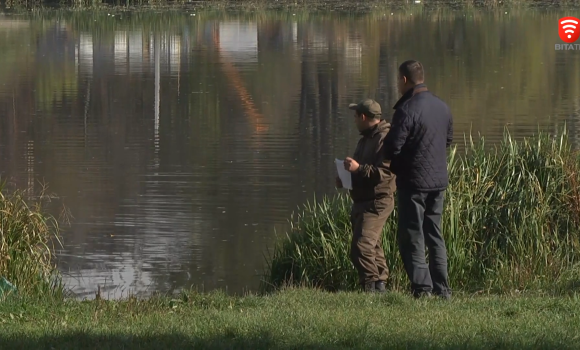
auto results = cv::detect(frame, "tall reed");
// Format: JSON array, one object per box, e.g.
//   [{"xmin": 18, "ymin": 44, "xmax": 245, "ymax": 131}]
[
  {"xmin": 263, "ymin": 129, "xmax": 580, "ymax": 294},
  {"xmin": 0, "ymin": 183, "xmax": 64, "ymax": 298}
]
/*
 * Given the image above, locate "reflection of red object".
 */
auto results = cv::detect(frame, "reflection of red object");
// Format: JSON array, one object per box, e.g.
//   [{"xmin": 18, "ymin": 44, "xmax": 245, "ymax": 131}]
[
  {"xmin": 559, "ymin": 17, "xmax": 580, "ymax": 43},
  {"xmin": 212, "ymin": 25, "xmax": 268, "ymax": 134}
]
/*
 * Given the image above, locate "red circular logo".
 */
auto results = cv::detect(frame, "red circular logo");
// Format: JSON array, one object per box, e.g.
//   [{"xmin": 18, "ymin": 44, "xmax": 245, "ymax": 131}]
[{"xmin": 559, "ymin": 17, "xmax": 580, "ymax": 43}]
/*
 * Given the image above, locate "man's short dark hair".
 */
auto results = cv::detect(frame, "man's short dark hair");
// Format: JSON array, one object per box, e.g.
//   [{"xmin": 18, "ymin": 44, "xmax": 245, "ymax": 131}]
[{"xmin": 398, "ymin": 60, "xmax": 424, "ymax": 84}]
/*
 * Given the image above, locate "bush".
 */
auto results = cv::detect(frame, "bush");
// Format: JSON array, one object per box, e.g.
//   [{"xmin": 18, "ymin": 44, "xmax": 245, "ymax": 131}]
[
  {"xmin": 263, "ymin": 129, "xmax": 580, "ymax": 294},
  {"xmin": 0, "ymin": 183, "xmax": 64, "ymax": 298}
]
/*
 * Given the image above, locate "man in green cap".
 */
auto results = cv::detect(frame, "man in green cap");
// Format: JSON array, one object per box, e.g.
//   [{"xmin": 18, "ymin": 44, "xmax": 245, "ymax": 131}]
[{"xmin": 336, "ymin": 98, "xmax": 397, "ymax": 292}]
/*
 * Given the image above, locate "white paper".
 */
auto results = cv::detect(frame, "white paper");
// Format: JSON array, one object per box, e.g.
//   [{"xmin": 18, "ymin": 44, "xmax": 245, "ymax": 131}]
[{"xmin": 335, "ymin": 159, "xmax": 353, "ymax": 190}]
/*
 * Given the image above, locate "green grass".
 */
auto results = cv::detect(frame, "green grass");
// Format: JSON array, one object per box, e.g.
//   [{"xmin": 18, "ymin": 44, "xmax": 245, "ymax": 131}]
[
  {"xmin": 1, "ymin": 288, "xmax": 580, "ymax": 349},
  {"xmin": 264, "ymin": 129, "xmax": 580, "ymax": 294},
  {"xmin": 0, "ymin": 182, "xmax": 64, "ymax": 298}
]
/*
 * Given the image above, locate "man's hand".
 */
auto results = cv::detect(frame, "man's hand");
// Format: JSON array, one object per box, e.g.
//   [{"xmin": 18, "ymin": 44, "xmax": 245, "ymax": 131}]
[
  {"xmin": 335, "ymin": 176, "xmax": 343, "ymax": 189},
  {"xmin": 344, "ymin": 157, "xmax": 360, "ymax": 173}
]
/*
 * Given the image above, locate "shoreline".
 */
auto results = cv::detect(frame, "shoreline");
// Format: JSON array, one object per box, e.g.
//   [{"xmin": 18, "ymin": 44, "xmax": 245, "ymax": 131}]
[{"xmin": 3, "ymin": 0, "xmax": 580, "ymax": 13}]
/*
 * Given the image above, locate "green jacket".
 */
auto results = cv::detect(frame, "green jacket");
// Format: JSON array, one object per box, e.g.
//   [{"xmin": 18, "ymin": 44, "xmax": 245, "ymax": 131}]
[{"xmin": 349, "ymin": 120, "xmax": 397, "ymax": 203}]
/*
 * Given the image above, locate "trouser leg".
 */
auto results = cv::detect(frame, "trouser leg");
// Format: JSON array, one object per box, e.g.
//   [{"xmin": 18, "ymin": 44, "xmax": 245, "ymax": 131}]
[
  {"xmin": 350, "ymin": 200, "xmax": 393, "ymax": 286},
  {"xmin": 374, "ymin": 199, "xmax": 394, "ymax": 283},
  {"xmin": 423, "ymin": 190, "xmax": 451, "ymax": 297},
  {"xmin": 397, "ymin": 189, "xmax": 433, "ymax": 295}
]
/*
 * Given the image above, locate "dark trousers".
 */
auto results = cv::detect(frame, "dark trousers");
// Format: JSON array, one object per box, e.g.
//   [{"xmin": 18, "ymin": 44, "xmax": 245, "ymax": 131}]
[
  {"xmin": 397, "ymin": 189, "xmax": 450, "ymax": 296},
  {"xmin": 350, "ymin": 200, "xmax": 394, "ymax": 285}
]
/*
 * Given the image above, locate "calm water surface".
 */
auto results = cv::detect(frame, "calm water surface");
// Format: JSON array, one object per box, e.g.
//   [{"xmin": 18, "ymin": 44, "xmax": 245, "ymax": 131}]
[{"xmin": 0, "ymin": 8, "xmax": 579, "ymax": 299}]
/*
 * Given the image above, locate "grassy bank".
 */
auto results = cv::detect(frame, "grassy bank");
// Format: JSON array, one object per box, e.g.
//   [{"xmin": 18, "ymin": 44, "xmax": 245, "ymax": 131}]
[
  {"xmin": 1, "ymin": 289, "xmax": 580, "ymax": 349},
  {"xmin": 0, "ymin": 183, "xmax": 64, "ymax": 298},
  {"xmin": 265, "ymin": 130, "xmax": 580, "ymax": 294}
]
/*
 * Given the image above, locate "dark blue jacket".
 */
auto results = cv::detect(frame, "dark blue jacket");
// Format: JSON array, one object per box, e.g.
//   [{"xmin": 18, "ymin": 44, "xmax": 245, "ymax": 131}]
[{"xmin": 384, "ymin": 84, "xmax": 453, "ymax": 192}]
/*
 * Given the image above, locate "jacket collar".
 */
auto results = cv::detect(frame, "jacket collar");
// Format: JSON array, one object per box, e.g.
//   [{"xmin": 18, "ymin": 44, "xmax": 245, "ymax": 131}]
[
  {"xmin": 360, "ymin": 119, "xmax": 388, "ymax": 138},
  {"xmin": 392, "ymin": 83, "xmax": 428, "ymax": 110}
]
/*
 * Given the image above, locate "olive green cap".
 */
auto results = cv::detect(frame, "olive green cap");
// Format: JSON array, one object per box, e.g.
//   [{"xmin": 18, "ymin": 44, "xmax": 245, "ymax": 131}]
[{"xmin": 348, "ymin": 99, "xmax": 382, "ymax": 118}]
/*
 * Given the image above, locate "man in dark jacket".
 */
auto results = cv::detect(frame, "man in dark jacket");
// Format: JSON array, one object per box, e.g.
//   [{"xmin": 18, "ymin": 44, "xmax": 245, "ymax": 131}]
[
  {"xmin": 336, "ymin": 99, "xmax": 397, "ymax": 293},
  {"xmin": 384, "ymin": 60, "xmax": 453, "ymax": 299}
]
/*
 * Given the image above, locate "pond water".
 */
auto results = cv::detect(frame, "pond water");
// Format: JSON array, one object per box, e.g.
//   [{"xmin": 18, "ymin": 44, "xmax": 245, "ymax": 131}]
[{"xmin": 0, "ymin": 7, "xmax": 579, "ymax": 299}]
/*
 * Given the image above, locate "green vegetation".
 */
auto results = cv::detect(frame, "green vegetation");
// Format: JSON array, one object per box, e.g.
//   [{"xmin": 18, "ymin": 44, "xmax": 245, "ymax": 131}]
[
  {"xmin": 3, "ymin": 0, "xmax": 580, "ymax": 11},
  {"xmin": 0, "ymin": 183, "xmax": 64, "ymax": 298},
  {"xmin": 1, "ymin": 289, "xmax": 580, "ymax": 349},
  {"xmin": 265, "ymin": 129, "xmax": 580, "ymax": 294}
]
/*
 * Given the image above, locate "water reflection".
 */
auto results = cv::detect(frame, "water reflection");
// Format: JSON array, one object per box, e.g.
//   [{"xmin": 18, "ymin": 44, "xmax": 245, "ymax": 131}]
[
  {"xmin": 219, "ymin": 22, "xmax": 258, "ymax": 63},
  {"xmin": 0, "ymin": 10, "xmax": 579, "ymax": 298}
]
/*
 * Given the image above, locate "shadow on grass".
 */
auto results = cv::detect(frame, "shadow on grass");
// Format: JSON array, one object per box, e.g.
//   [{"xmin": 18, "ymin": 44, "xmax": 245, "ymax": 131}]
[{"xmin": 0, "ymin": 331, "xmax": 577, "ymax": 350}]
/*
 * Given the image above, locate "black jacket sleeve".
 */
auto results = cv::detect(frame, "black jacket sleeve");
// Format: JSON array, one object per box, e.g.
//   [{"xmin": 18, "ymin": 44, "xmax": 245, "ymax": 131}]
[{"xmin": 384, "ymin": 108, "xmax": 412, "ymax": 160}]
